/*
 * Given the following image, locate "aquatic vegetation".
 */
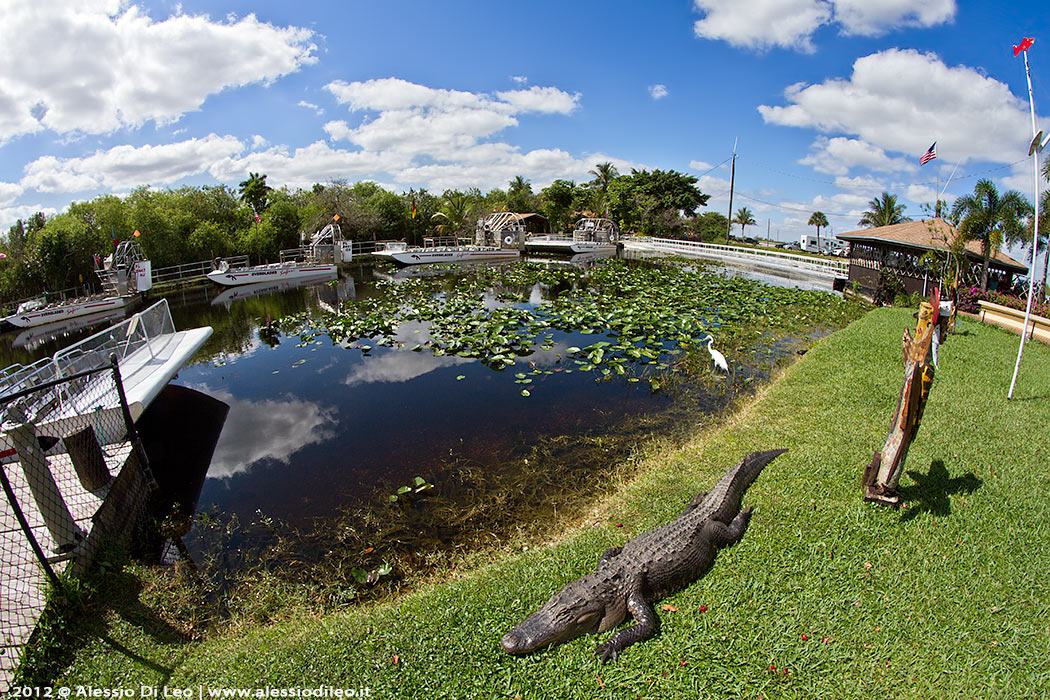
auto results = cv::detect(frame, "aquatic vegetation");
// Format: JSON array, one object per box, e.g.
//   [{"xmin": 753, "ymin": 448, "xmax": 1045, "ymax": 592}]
[
  {"xmin": 390, "ymin": 476, "xmax": 434, "ymax": 504},
  {"xmin": 279, "ymin": 259, "xmax": 864, "ymax": 386}
]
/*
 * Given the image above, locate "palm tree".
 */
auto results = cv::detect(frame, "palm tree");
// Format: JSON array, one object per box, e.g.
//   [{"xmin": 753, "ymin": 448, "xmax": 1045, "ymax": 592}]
[
  {"xmin": 808, "ymin": 211, "xmax": 829, "ymax": 253},
  {"xmin": 858, "ymin": 192, "xmax": 909, "ymax": 228},
  {"xmin": 732, "ymin": 207, "xmax": 756, "ymax": 240},
  {"xmin": 238, "ymin": 172, "xmax": 272, "ymax": 216},
  {"xmin": 587, "ymin": 162, "xmax": 619, "ymax": 218},
  {"xmin": 506, "ymin": 175, "xmax": 534, "ymax": 213},
  {"xmin": 588, "ymin": 162, "xmax": 618, "ymax": 190},
  {"xmin": 431, "ymin": 191, "xmax": 475, "ymax": 239},
  {"xmin": 949, "ymin": 179, "xmax": 1032, "ymax": 291}
]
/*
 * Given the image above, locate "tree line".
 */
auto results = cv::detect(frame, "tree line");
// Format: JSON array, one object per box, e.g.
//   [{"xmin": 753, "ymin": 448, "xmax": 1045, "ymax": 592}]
[{"xmin": 0, "ymin": 165, "xmax": 718, "ymax": 303}]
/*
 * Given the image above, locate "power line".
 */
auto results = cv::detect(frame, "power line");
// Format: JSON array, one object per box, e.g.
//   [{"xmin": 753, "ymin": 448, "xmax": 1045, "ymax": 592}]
[
  {"xmin": 697, "ymin": 145, "xmax": 1040, "ymax": 225},
  {"xmin": 733, "ymin": 191, "xmax": 859, "ymax": 219},
  {"xmin": 747, "ymin": 155, "xmax": 1029, "ymax": 192},
  {"xmin": 691, "ymin": 156, "xmax": 733, "ymax": 179}
]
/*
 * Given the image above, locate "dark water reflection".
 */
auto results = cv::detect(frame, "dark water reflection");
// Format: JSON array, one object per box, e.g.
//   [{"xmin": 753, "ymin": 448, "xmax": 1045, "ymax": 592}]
[
  {"xmin": 0, "ymin": 258, "xmax": 823, "ymax": 585},
  {"xmin": 176, "ymin": 270, "xmax": 684, "ymax": 531}
]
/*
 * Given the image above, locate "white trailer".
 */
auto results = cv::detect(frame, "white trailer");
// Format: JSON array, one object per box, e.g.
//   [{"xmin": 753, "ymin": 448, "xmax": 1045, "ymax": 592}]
[{"xmin": 800, "ymin": 234, "xmax": 847, "ymax": 255}]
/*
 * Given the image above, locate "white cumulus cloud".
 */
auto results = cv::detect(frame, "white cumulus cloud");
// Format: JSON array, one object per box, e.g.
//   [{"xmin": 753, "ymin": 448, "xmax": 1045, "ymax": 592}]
[
  {"xmin": 692, "ymin": 0, "xmax": 955, "ymax": 52},
  {"xmin": 759, "ymin": 49, "xmax": 1032, "ymax": 165},
  {"xmin": 832, "ymin": 0, "xmax": 956, "ymax": 36},
  {"xmin": 0, "ymin": 181, "xmax": 24, "ymax": 206},
  {"xmin": 693, "ymin": 0, "xmax": 832, "ymax": 53},
  {"xmin": 0, "ymin": 1, "xmax": 316, "ymax": 144},
  {"xmin": 799, "ymin": 136, "xmax": 915, "ymax": 176},
  {"xmin": 208, "ymin": 140, "xmax": 395, "ymax": 190},
  {"xmin": 649, "ymin": 84, "xmax": 669, "ymax": 100},
  {"xmin": 20, "ymin": 134, "xmax": 244, "ymax": 192},
  {"xmin": 495, "ymin": 86, "xmax": 581, "ymax": 114},
  {"xmin": 315, "ymin": 77, "xmax": 615, "ymax": 193}
]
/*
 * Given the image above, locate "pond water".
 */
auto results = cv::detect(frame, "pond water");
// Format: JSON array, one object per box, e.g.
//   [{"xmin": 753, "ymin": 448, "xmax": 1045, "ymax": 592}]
[{"xmin": 0, "ymin": 256, "xmax": 849, "ymax": 591}]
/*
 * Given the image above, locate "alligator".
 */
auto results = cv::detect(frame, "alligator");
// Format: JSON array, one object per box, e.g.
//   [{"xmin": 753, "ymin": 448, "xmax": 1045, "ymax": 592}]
[{"xmin": 500, "ymin": 448, "xmax": 786, "ymax": 662}]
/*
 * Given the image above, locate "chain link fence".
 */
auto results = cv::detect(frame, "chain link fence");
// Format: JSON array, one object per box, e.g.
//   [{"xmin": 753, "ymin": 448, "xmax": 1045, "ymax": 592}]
[{"xmin": 0, "ymin": 357, "xmax": 153, "ymax": 686}]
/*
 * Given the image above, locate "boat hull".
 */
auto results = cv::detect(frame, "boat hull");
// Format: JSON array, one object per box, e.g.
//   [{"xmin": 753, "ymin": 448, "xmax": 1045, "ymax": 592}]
[
  {"xmin": 524, "ymin": 237, "xmax": 618, "ymax": 255},
  {"xmin": 12, "ymin": 309, "xmax": 127, "ymax": 350},
  {"xmin": 211, "ymin": 271, "xmax": 337, "ymax": 305},
  {"xmin": 374, "ymin": 248, "xmax": 520, "ymax": 267},
  {"xmin": 207, "ymin": 263, "xmax": 338, "ymax": 287},
  {"xmin": 3, "ymin": 296, "xmax": 129, "ymax": 329}
]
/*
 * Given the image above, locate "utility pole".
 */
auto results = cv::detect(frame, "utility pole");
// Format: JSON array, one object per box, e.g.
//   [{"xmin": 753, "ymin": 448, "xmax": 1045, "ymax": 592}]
[{"xmin": 725, "ymin": 139, "xmax": 737, "ymax": 244}]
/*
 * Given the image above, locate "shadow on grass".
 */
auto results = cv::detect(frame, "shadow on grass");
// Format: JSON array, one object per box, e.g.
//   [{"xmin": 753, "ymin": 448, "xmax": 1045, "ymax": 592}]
[
  {"xmin": 13, "ymin": 561, "xmax": 189, "ymax": 687},
  {"xmin": 898, "ymin": 458, "xmax": 982, "ymax": 523},
  {"xmin": 1007, "ymin": 393, "xmax": 1050, "ymax": 403}
]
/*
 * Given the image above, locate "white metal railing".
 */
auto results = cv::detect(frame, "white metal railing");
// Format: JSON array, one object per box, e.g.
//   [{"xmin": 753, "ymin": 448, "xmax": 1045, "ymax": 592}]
[
  {"xmin": 0, "ymin": 300, "xmax": 175, "ymax": 421},
  {"xmin": 626, "ymin": 237, "xmax": 849, "ymax": 277}
]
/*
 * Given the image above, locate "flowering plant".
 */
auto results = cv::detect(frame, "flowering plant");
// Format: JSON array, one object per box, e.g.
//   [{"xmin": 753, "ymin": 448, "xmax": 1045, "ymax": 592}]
[{"xmin": 957, "ymin": 286, "xmax": 1050, "ymax": 318}]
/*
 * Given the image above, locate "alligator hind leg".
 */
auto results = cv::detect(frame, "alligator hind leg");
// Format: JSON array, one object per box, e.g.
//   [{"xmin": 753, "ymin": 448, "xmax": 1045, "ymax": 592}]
[
  {"xmin": 595, "ymin": 590, "xmax": 659, "ymax": 663},
  {"xmin": 703, "ymin": 507, "xmax": 753, "ymax": 547}
]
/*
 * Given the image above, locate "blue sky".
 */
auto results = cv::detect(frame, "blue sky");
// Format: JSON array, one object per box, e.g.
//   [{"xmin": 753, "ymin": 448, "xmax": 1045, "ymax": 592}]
[{"xmin": 1, "ymin": 0, "xmax": 1048, "ymax": 245}]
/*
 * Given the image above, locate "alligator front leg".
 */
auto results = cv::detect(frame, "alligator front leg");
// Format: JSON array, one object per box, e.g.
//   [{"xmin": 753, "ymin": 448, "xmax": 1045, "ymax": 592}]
[
  {"xmin": 681, "ymin": 491, "xmax": 708, "ymax": 515},
  {"xmin": 598, "ymin": 546, "xmax": 622, "ymax": 568},
  {"xmin": 594, "ymin": 589, "xmax": 659, "ymax": 663}
]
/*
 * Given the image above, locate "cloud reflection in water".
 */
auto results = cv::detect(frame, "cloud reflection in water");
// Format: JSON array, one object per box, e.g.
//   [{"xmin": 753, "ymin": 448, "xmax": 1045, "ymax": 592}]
[
  {"xmin": 191, "ymin": 387, "xmax": 338, "ymax": 479},
  {"xmin": 342, "ymin": 350, "xmax": 472, "ymax": 386}
]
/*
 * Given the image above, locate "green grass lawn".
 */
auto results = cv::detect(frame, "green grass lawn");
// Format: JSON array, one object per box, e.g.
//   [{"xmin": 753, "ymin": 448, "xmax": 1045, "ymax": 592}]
[{"xmin": 54, "ymin": 308, "xmax": 1050, "ymax": 698}]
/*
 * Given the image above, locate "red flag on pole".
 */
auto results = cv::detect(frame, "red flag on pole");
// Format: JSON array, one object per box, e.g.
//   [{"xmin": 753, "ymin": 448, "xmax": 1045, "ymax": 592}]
[{"xmin": 1014, "ymin": 37, "xmax": 1034, "ymax": 56}]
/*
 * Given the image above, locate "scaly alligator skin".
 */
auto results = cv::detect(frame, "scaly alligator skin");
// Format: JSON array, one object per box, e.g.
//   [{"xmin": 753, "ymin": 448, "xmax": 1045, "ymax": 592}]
[{"xmin": 500, "ymin": 448, "xmax": 786, "ymax": 662}]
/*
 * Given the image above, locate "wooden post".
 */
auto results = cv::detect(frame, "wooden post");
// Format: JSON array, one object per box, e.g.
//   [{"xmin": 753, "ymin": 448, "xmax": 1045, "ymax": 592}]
[{"xmin": 863, "ymin": 301, "xmax": 938, "ymax": 505}]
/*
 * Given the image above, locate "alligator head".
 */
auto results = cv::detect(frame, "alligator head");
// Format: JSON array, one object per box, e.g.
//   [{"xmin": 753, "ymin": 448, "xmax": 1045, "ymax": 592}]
[{"xmin": 500, "ymin": 571, "xmax": 624, "ymax": 654}]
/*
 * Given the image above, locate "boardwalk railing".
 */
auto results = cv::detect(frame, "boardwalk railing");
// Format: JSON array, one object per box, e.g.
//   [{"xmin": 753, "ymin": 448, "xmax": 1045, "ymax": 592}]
[{"xmin": 625, "ymin": 236, "xmax": 849, "ymax": 278}]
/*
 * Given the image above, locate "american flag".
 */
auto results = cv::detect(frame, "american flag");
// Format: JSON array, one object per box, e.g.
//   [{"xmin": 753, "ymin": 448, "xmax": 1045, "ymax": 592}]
[{"xmin": 920, "ymin": 142, "xmax": 937, "ymax": 166}]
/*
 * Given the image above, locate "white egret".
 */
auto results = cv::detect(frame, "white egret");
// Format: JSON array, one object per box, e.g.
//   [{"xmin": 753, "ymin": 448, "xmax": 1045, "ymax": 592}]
[{"xmin": 704, "ymin": 336, "xmax": 729, "ymax": 373}]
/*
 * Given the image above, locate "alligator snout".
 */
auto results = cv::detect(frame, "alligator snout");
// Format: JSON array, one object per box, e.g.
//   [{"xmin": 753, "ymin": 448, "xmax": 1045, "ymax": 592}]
[{"xmin": 500, "ymin": 630, "xmax": 528, "ymax": 654}]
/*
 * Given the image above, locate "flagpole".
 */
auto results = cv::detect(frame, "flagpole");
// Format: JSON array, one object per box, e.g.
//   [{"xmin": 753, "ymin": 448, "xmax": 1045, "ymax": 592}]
[
  {"xmin": 1008, "ymin": 42, "xmax": 1041, "ymax": 400},
  {"xmin": 939, "ymin": 162, "xmax": 960, "ymax": 200},
  {"xmin": 725, "ymin": 138, "xmax": 737, "ymax": 244}
]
